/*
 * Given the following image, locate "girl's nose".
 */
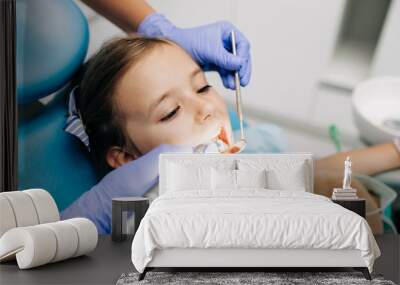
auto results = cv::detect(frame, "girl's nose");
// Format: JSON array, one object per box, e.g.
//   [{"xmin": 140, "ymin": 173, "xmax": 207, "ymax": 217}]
[{"xmin": 194, "ymin": 99, "xmax": 215, "ymax": 124}]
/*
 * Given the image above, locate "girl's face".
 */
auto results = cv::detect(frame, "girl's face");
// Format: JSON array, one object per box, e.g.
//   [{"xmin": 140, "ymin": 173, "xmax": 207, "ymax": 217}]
[{"xmin": 113, "ymin": 43, "xmax": 233, "ymax": 156}]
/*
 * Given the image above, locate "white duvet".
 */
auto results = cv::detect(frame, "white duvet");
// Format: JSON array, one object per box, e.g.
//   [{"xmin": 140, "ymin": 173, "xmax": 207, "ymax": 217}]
[{"xmin": 131, "ymin": 189, "xmax": 380, "ymax": 273}]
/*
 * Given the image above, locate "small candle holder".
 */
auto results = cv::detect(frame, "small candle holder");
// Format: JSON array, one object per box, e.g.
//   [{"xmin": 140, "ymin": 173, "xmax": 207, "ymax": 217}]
[{"xmin": 111, "ymin": 197, "xmax": 149, "ymax": 242}]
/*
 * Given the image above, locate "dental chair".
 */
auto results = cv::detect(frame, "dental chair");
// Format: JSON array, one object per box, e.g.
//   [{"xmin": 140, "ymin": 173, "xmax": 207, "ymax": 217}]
[{"xmin": 17, "ymin": 0, "xmax": 97, "ymax": 211}]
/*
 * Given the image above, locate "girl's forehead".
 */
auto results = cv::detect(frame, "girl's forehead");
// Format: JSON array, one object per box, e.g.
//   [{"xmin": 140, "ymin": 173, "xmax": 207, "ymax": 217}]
[{"xmin": 113, "ymin": 44, "xmax": 198, "ymax": 118}]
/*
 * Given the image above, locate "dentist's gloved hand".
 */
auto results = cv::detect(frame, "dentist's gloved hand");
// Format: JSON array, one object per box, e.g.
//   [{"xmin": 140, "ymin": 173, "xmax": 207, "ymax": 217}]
[
  {"xmin": 138, "ymin": 13, "xmax": 251, "ymax": 90},
  {"xmin": 61, "ymin": 144, "xmax": 193, "ymax": 234}
]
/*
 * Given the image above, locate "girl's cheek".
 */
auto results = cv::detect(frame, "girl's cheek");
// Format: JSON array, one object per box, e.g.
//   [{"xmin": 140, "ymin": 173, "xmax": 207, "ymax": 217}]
[
  {"xmin": 152, "ymin": 122, "xmax": 188, "ymax": 144},
  {"xmin": 212, "ymin": 94, "xmax": 228, "ymax": 112}
]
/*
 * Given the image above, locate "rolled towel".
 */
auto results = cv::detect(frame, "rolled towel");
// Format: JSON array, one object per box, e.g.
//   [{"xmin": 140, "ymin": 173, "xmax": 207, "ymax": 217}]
[
  {"xmin": 0, "ymin": 189, "xmax": 59, "ymax": 238},
  {"xmin": 0, "ymin": 191, "xmax": 39, "ymax": 228},
  {"xmin": 64, "ymin": 218, "xmax": 98, "ymax": 257},
  {"xmin": 0, "ymin": 225, "xmax": 57, "ymax": 268},
  {"xmin": 42, "ymin": 221, "xmax": 79, "ymax": 262},
  {"xmin": 24, "ymin": 189, "xmax": 59, "ymax": 224},
  {"xmin": 0, "ymin": 218, "xmax": 97, "ymax": 269},
  {"xmin": 0, "ymin": 196, "xmax": 17, "ymax": 237}
]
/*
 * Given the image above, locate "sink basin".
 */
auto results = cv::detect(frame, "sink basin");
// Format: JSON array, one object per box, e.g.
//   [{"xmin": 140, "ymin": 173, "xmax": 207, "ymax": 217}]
[{"xmin": 352, "ymin": 77, "xmax": 400, "ymax": 145}]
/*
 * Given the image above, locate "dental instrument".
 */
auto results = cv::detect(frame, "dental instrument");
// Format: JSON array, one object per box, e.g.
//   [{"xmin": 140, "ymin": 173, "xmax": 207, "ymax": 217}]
[
  {"xmin": 195, "ymin": 31, "xmax": 249, "ymax": 155},
  {"xmin": 193, "ymin": 31, "xmax": 249, "ymax": 155},
  {"xmin": 230, "ymin": 30, "xmax": 247, "ymax": 153}
]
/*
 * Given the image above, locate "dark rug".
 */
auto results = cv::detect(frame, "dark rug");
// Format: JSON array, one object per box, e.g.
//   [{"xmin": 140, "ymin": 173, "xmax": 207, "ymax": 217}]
[{"xmin": 116, "ymin": 271, "xmax": 395, "ymax": 285}]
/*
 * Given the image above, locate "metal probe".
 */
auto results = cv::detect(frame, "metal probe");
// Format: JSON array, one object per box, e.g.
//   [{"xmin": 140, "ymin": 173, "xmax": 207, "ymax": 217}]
[{"xmin": 230, "ymin": 30, "xmax": 246, "ymax": 151}]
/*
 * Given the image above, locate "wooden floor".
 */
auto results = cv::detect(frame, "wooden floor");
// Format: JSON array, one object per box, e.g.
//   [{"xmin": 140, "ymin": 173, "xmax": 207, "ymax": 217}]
[
  {"xmin": 0, "ymin": 234, "xmax": 398, "ymax": 284},
  {"xmin": 374, "ymin": 234, "xmax": 400, "ymax": 284}
]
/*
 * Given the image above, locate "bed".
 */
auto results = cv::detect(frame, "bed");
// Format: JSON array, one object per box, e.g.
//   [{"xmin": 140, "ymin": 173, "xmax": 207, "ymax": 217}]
[{"xmin": 131, "ymin": 153, "xmax": 381, "ymax": 280}]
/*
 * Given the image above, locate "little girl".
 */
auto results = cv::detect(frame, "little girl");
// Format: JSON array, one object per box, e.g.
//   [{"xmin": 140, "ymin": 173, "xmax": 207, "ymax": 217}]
[{"xmin": 61, "ymin": 35, "xmax": 400, "ymax": 234}]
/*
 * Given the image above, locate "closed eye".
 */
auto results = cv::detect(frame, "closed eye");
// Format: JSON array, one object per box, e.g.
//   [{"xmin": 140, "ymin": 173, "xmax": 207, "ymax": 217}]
[
  {"xmin": 160, "ymin": 106, "xmax": 180, "ymax": 122},
  {"xmin": 197, "ymin": 85, "xmax": 212, "ymax": 93}
]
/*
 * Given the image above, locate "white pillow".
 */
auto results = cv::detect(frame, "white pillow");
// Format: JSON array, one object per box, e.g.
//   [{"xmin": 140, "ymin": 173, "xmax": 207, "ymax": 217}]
[
  {"xmin": 167, "ymin": 162, "xmax": 211, "ymax": 191},
  {"xmin": 236, "ymin": 169, "xmax": 268, "ymax": 189},
  {"xmin": 237, "ymin": 159, "xmax": 307, "ymax": 191},
  {"xmin": 211, "ymin": 168, "xmax": 237, "ymax": 190},
  {"xmin": 266, "ymin": 162, "xmax": 306, "ymax": 191},
  {"xmin": 211, "ymin": 168, "xmax": 268, "ymax": 190}
]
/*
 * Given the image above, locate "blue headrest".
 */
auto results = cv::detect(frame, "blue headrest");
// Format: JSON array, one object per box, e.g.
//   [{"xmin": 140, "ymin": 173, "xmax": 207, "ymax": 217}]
[
  {"xmin": 16, "ymin": 0, "xmax": 89, "ymax": 104},
  {"xmin": 18, "ymin": 91, "xmax": 99, "ymax": 211},
  {"xmin": 17, "ymin": 0, "xmax": 93, "ymax": 210}
]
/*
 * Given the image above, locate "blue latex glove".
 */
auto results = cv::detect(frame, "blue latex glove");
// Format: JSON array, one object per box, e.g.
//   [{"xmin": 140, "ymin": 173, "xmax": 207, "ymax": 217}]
[
  {"xmin": 60, "ymin": 144, "xmax": 193, "ymax": 234},
  {"xmin": 138, "ymin": 13, "xmax": 251, "ymax": 90}
]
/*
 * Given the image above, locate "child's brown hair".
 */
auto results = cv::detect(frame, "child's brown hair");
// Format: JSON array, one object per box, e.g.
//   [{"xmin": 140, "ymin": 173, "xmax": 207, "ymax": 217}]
[{"xmin": 74, "ymin": 36, "xmax": 170, "ymax": 177}]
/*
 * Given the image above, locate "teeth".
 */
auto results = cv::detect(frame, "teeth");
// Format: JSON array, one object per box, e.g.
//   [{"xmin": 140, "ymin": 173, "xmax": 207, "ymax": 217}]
[{"xmin": 215, "ymin": 139, "xmax": 229, "ymax": 153}]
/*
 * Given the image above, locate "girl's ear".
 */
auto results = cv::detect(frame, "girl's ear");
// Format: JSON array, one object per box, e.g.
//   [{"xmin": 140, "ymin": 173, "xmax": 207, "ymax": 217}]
[{"xmin": 106, "ymin": 146, "xmax": 137, "ymax": 169}]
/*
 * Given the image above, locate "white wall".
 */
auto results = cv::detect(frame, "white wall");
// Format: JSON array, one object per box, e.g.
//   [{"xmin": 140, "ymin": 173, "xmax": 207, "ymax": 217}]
[
  {"xmin": 234, "ymin": 1, "xmax": 345, "ymax": 121},
  {"xmin": 371, "ymin": 0, "xmax": 400, "ymax": 77}
]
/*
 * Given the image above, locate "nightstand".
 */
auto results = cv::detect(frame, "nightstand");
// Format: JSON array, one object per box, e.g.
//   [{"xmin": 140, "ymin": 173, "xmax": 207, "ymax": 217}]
[
  {"xmin": 112, "ymin": 197, "xmax": 150, "ymax": 242},
  {"xmin": 332, "ymin": 198, "xmax": 366, "ymax": 218}
]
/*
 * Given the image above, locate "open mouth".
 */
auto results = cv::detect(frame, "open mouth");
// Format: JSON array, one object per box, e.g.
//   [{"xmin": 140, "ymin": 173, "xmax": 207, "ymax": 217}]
[
  {"xmin": 194, "ymin": 125, "xmax": 245, "ymax": 154},
  {"xmin": 215, "ymin": 125, "xmax": 230, "ymax": 146},
  {"xmin": 213, "ymin": 125, "xmax": 246, "ymax": 154},
  {"xmin": 194, "ymin": 125, "xmax": 230, "ymax": 154}
]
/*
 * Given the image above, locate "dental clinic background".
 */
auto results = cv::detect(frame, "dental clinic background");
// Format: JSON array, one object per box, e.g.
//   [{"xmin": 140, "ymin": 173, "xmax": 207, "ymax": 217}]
[{"xmin": 18, "ymin": 0, "xmax": 400, "ymax": 233}]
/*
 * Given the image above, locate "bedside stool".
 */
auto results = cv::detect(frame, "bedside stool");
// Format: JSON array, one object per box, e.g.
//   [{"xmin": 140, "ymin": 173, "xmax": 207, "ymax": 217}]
[
  {"xmin": 112, "ymin": 197, "xmax": 149, "ymax": 242},
  {"xmin": 332, "ymin": 198, "xmax": 366, "ymax": 218}
]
